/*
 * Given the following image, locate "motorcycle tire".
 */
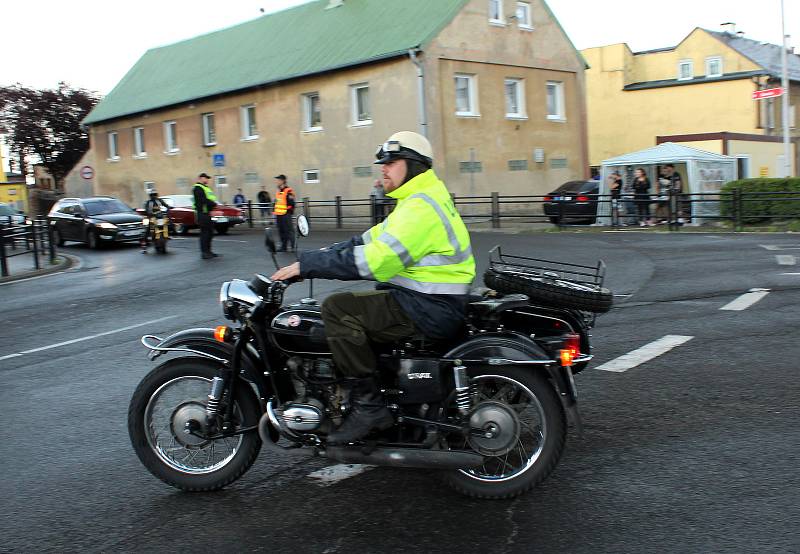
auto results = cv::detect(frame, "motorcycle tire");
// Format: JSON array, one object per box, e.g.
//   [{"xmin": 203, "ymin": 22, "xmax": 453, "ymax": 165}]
[
  {"xmin": 154, "ymin": 237, "xmax": 166, "ymax": 254},
  {"xmin": 484, "ymin": 267, "xmax": 613, "ymax": 314},
  {"xmin": 441, "ymin": 366, "xmax": 566, "ymax": 499},
  {"xmin": 128, "ymin": 357, "xmax": 262, "ymax": 492}
]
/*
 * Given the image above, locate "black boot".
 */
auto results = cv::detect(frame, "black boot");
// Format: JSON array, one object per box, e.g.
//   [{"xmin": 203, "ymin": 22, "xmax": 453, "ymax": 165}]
[{"xmin": 327, "ymin": 378, "xmax": 394, "ymax": 445}]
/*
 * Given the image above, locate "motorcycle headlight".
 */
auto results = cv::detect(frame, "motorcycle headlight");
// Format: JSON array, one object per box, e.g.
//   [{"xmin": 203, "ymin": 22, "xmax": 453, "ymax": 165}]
[
  {"xmin": 97, "ymin": 222, "xmax": 117, "ymax": 229},
  {"xmin": 142, "ymin": 218, "xmax": 149, "ymax": 226}
]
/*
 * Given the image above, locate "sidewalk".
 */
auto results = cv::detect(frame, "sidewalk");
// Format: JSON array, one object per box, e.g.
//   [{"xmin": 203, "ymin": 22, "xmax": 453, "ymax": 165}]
[{"xmin": 0, "ymin": 252, "xmax": 74, "ymax": 284}]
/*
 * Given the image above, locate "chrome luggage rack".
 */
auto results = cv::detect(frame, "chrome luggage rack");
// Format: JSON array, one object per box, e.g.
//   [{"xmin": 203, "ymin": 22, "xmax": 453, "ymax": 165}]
[
  {"xmin": 487, "ymin": 245, "xmax": 606, "ymax": 289},
  {"xmin": 140, "ymin": 335, "xmax": 229, "ymax": 364}
]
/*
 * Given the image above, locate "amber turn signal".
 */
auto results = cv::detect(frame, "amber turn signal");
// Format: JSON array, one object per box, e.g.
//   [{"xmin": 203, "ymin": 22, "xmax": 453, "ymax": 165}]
[
  {"xmin": 559, "ymin": 348, "xmax": 574, "ymax": 367},
  {"xmin": 214, "ymin": 325, "xmax": 231, "ymax": 343}
]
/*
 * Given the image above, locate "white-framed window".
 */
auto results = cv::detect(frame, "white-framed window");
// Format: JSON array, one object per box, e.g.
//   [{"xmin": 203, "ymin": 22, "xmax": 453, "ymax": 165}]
[
  {"xmin": 678, "ymin": 59, "xmax": 694, "ymax": 80},
  {"xmin": 163, "ymin": 121, "xmax": 179, "ymax": 153},
  {"xmin": 546, "ymin": 81, "xmax": 565, "ymax": 120},
  {"xmin": 505, "ymin": 78, "xmax": 526, "ymax": 118},
  {"xmin": 133, "ymin": 127, "xmax": 146, "ymax": 157},
  {"xmin": 488, "ymin": 0, "xmax": 504, "ymax": 24},
  {"xmin": 515, "ymin": 2, "xmax": 532, "ymax": 29},
  {"xmin": 455, "ymin": 74, "xmax": 479, "ymax": 116},
  {"xmin": 107, "ymin": 131, "xmax": 119, "ymax": 160},
  {"xmin": 705, "ymin": 56, "xmax": 723, "ymax": 77},
  {"xmin": 350, "ymin": 84, "xmax": 371, "ymax": 126},
  {"xmin": 303, "ymin": 93, "xmax": 322, "ymax": 131},
  {"xmin": 241, "ymin": 105, "xmax": 258, "ymax": 140},
  {"xmin": 303, "ymin": 169, "xmax": 320, "ymax": 184},
  {"xmin": 202, "ymin": 113, "xmax": 216, "ymax": 146}
]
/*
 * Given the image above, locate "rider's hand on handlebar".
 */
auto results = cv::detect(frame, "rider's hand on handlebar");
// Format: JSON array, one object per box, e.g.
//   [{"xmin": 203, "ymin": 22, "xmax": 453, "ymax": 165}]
[{"xmin": 270, "ymin": 262, "xmax": 302, "ymax": 283}]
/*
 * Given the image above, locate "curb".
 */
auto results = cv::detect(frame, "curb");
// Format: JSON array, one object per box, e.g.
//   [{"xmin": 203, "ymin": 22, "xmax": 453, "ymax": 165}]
[{"xmin": 0, "ymin": 254, "xmax": 77, "ymax": 284}]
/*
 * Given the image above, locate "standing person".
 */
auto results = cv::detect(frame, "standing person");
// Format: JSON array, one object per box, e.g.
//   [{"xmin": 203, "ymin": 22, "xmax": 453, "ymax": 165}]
[
  {"xmin": 370, "ymin": 179, "xmax": 386, "ymax": 224},
  {"xmin": 607, "ymin": 171, "xmax": 623, "ymax": 225},
  {"xmin": 257, "ymin": 187, "xmax": 271, "ymax": 221},
  {"xmin": 662, "ymin": 164, "xmax": 687, "ymax": 225},
  {"xmin": 271, "ymin": 131, "xmax": 475, "ymax": 444},
  {"xmin": 141, "ymin": 189, "xmax": 169, "ymax": 253},
  {"xmin": 272, "ymin": 174, "xmax": 295, "ymax": 252},
  {"xmin": 193, "ymin": 172, "xmax": 219, "ymax": 259},
  {"xmin": 232, "ymin": 188, "xmax": 246, "ymax": 208},
  {"xmin": 632, "ymin": 168, "xmax": 653, "ymax": 227}
]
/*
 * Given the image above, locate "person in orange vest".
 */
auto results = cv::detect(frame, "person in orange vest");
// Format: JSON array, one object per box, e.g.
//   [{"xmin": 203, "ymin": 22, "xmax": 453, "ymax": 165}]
[{"xmin": 272, "ymin": 174, "xmax": 296, "ymax": 252}]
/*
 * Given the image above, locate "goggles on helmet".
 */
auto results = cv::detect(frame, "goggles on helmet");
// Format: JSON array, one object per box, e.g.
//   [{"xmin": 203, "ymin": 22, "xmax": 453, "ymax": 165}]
[{"xmin": 374, "ymin": 140, "xmax": 431, "ymax": 167}]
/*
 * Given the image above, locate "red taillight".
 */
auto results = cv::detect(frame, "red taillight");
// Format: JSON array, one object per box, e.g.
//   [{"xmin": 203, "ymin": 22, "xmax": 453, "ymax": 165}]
[
  {"xmin": 576, "ymin": 195, "xmax": 589, "ymax": 202},
  {"xmin": 544, "ymin": 196, "xmax": 552, "ymax": 202}
]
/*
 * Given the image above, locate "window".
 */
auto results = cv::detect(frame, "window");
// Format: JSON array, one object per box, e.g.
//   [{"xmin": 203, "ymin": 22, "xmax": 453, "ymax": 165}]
[
  {"xmin": 163, "ymin": 121, "xmax": 179, "ymax": 153},
  {"xmin": 107, "ymin": 131, "xmax": 119, "ymax": 160},
  {"xmin": 303, "ymin": 93, "xmax": 322, "ymax": 131},
  {"xmin": 303, "ymin": 169, "xmax": 320, "ymax": 184},
  {"xmin": 351, "ymin": 84, "xmax": 371, "ymax": 125},
  {"xmin": 488, "ymin": 0, "xmax": 504, "ymax": 24},
  {"xmin": 505, "ymin": 78, "xmax": 526, "ymax": 118},
  {"xmin": 202, "ymin": 113, "xmax": 216, "ymax": 145},
  {"xmin": 133, "ymin": 127, "xmax": 146, "ymax": 157},
  {"xmin": 705, "ymin": 56, "xmax": 723, "ymax": 77},
  {"xmin": 735, "ymin": 155, "xmax": 751, "ymax": 179},
  {"xmin": 515, "ymin": 2, "xmax": 532, "ymax": 29},
  {"xmin": 546, "ymin": 81, "xmax": 565, "ymax": 120},
  {"xmin": 241, "ymin": 105, "xmax": 258, "ymax": 140},
  {"xmin": 678, "ymin": 59, "xmax": 693, "ymax": 80},
  {"xmin": 455, "ymin": 74, "xmax": 479, "ymax": 116}
]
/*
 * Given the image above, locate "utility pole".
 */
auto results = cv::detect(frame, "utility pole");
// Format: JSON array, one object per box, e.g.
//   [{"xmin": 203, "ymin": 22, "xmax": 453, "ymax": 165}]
[{"xmin": 780, "ymin": 0, "xmax": 792, "ymax": 176}]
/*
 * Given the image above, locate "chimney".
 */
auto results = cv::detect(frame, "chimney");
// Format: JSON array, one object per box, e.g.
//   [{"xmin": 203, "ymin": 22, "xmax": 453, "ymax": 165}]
[{"xmin": 720, "ymin": 22, "xmax": 736, "ymax": 34}]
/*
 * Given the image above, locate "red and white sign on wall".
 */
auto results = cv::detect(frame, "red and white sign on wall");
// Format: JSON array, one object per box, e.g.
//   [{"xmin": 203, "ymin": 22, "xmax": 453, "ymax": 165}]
[
  {"xmin": 80, "ymin": 165, "xmax": 94, "ymax": 180},
  {"xmin": 752, "ymin": 87, "xmax": 784, "ymax": 100}
]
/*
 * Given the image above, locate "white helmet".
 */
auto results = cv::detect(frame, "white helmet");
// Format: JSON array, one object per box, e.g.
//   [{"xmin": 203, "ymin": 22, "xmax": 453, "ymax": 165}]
[{"xmin": 374, "ymin": 131, "xmax": 433, "ymax": 167}]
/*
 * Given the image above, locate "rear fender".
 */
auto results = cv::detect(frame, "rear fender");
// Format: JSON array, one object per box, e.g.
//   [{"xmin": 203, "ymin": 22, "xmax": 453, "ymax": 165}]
[{"xmin": 148, "ymin": 328, "xmax": 271, "ymax": 406}]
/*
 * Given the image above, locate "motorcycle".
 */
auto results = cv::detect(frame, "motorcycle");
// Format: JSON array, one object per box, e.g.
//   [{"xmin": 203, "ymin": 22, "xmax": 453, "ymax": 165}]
[
  {"xmin": 144, "ymin": 205, "xmax": 170, "ymax": 254},
  {"xmin": 128, "ymin": 217, "xmax": 612, "ymax": 498}
]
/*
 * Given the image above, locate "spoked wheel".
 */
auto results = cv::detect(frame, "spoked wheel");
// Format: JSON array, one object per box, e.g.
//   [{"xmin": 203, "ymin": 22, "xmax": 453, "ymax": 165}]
[
  {"xmin": 441, "ymin": 367, "xmax": 566, "ymax": 499},
  {"xmin": 128, "ymin": 357, "xmax": 261, "ymax": 491}
]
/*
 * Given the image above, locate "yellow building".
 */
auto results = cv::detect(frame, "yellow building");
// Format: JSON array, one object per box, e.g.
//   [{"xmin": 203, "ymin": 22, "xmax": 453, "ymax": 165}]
[
  {"xmin": 0, "ymin": 148, "xmax": 29, "ymax": 212},
  {"xmin": 582, "ymin": 27, "xmax": 799, "ymax": 175}
]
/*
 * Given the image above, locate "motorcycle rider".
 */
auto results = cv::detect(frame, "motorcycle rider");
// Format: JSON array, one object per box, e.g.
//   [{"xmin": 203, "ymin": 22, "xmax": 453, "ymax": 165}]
[
  {"xmin": 141, "ymin": 189, "xmax": 170, "ymax": 253},
  {"xmin": 271, "ymin": 131, "xmax": 475, "ymax": 444}
]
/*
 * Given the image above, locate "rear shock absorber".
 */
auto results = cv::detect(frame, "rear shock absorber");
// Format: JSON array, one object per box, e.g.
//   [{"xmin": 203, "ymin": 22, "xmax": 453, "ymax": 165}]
[
  {"xmin": 206, "ymin": 377, "xmax": 225, "ymax": 418},
  {"xmin": 453, "ymin": 363, "xmax": 471, "ymax": 415}
]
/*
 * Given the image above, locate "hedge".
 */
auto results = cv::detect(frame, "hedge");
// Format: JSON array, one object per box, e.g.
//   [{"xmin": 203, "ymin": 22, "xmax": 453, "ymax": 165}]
[{"xmin": 720, "ymin": 178, "xmax": 800, "ymax": 223}]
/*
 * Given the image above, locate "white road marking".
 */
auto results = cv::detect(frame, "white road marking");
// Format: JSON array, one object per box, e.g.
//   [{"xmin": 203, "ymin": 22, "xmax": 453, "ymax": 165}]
[
  {"xmin": 307, "ymin": 464, "xmax": 375, "ymax": 485},
  {"xmin": 776, "ymin": 255, "xmax": 796, "ymax": 265},
  {"xmin": 760, "ymin": 244, "xmax": 800, "ymax": 251},
  {"xmin": 781, "ymin": 273, "xmax": 800, "ymax": 275},
  {"xmin": 719, "ymin": 288, "xmax": 770, "ymax": 311},
  {"xmin": 596, "ymin": 335, "xmax": 694, "ymax": 373},
  {"xmin": 0, "ymin": 316, "xmax": 178, "ymax": 362}
]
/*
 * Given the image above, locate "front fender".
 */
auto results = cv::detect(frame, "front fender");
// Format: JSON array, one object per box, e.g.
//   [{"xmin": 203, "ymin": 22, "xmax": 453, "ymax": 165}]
[{"xmin": 147, "ymin": 327, "xmax": 271, "ymax": 404}]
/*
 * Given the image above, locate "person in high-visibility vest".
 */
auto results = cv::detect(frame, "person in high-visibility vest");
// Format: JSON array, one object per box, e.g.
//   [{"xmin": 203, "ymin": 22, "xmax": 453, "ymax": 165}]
[
  {"xmin": 271, "ymin": 131, "xmax": 475, "ymax": 444},
  {"xmin": 272, "ymin": 174, "xmax": 295, "ymax": 251},
  {"xmin": 193, "ymin": 172, "xmax": 219, "ymax": 259}
]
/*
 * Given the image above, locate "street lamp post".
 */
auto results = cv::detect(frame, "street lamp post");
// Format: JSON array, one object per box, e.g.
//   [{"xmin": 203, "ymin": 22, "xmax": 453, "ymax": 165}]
[{"xmin": 780, "ymin": 0, "xmax": 792, "ymax": 177}]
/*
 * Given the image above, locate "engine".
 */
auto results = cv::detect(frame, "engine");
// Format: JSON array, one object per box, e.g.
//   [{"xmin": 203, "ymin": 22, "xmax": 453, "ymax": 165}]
[{"xmin": 276, "ymin": 356, "xmax": 343, "ymax": 432}]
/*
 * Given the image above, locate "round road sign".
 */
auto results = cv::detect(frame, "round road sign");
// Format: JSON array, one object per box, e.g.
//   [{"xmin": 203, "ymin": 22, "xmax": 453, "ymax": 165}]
[{"xmin": 80, "ymin": 165, "xmax": 94, "ymax": 180}]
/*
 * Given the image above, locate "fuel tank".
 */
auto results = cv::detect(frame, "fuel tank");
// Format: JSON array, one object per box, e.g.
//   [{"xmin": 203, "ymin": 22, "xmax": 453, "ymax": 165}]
[{"xmin": 270, "ymin": 305, "xmax": 331, "ymax": 354}]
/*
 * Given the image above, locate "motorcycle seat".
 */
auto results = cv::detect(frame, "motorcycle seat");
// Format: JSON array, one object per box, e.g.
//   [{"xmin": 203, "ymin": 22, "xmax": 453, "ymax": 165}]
[{"xmin": 467, "ymin": 293, "xmax": 530, "ymax": 319}]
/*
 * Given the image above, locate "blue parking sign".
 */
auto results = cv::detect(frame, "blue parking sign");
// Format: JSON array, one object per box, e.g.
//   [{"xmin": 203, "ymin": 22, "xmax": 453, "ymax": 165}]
[{"xmin": 213, "ymin": 154, "xmax": 225, "ymax": 167}]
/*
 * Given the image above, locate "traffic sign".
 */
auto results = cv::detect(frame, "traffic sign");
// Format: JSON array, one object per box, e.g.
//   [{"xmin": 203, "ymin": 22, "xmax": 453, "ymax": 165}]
[
  {"xmin": 213, "ymin": 154, "xmax": 225, "ymax": 167},
  {"xmin": 80, "ymin": 165, "xmax": 94, "ymax": 180},
  {"xmin": 752, "ymin": 87, "xmax": 783, "ymax": 100}
]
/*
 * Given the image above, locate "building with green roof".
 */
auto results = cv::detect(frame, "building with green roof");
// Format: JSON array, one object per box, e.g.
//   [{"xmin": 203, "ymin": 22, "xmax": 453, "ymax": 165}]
[{"xmin": 82, "ymin": 0, "xmax": 588, "ymax": 206}]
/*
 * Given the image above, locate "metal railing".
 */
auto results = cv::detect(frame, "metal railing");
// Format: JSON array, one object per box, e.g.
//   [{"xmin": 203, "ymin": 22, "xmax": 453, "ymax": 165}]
[{"xmin": 0, "ymin": 219, "xmax": 57, "ymax": 278}]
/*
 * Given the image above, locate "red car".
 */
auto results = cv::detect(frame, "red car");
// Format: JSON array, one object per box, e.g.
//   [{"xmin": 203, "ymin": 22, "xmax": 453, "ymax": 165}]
[{"xmin": 160, "ymin": 194, "xmax": 245, "ymax": 235}]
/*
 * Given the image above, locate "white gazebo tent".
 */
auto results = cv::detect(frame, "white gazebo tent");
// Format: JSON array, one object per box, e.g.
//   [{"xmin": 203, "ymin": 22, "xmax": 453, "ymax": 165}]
[{"xmin": 598, "ymin": 142, "xmax": 737, "ymax": 225}]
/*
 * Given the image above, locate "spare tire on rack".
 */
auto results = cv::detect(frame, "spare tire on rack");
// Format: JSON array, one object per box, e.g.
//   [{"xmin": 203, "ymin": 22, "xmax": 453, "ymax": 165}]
[{"xmin": 484, "ymin": 267, "xmax": 613, "ymax": 314}]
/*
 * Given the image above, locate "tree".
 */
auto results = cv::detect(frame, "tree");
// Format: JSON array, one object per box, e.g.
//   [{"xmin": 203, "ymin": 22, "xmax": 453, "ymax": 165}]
[{"xmin": 0, "ymin": 82, "xmax": 99, "ymax": 186}]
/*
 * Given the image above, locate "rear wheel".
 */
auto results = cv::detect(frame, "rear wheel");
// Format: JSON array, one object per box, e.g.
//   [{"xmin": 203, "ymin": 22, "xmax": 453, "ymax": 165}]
[
  {"xmin": 215, "ymin": 224, "xmax": 230, "ymax": 235},
  {"xmin": 441, "ymin": 367, "xmax": 566, "ymax": 499},
  {"xmin": 128, "ymin": 357, "xmax": 262, "ymax": 491},
  {"xmin": 174, "ymin": 223, "xmax": 188, "ymax": 235}
]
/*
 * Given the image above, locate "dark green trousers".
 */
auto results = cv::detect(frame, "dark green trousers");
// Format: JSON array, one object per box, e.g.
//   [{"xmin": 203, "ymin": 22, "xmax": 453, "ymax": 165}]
[{"xmin": 321, "ymin": 290, "xmax": 417, "ymax": 378}]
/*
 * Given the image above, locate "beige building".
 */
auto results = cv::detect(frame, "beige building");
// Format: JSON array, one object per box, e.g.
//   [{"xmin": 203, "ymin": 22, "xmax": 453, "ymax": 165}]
[
  {"xmin": 83, "ymin": 0, "xmax": 588, "ymax": 207},
  {"xmin": 582, "ymin": 26, "xmax": 799, "ymax": 175}
]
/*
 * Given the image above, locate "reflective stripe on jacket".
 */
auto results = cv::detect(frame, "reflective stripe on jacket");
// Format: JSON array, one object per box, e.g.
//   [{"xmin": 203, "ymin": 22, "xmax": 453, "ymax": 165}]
[
  {"xmin": 193, "ymin": 183, "xmax": 217, "ymax": 214},
  {"xmin": 355, "ymin": 169, "xmax": 474, "ymax": 295},
  {"xmin": 273, "ymin": 189, "xmax": 289, "ymax": 215}
]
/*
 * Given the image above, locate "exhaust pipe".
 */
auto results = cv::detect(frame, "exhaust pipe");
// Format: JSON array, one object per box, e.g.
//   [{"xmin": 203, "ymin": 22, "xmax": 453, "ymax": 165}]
[
  {"xmin": 323, "ymin": 446, "xmax": 484, "ymax": 470},
  {"xmin": 258, "ymin": 404, "xmax": 314, "ymax": 458}
]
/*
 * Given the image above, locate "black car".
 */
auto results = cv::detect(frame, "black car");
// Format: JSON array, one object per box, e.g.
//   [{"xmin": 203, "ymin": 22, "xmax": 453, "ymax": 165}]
[
  {"xmin": 48, "ymin": 197, "xmax": 146, "ymax": 248},
  {"xmin": 542, "ymin": 180, "xmax": 600, "ymax": 224}
]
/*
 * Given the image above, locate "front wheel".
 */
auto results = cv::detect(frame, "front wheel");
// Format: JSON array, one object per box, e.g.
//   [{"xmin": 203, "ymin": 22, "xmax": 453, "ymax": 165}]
[
  {"xmin": 441, "ymin": 367, "xmax": 566, "ymax": 499},
  {"xmin": 154, "ymin": 236, "xmax": 167, "ymax": 254},
  {"xmin": 128, "ymin": 357, "xmax": 262, "ymax": 491}
]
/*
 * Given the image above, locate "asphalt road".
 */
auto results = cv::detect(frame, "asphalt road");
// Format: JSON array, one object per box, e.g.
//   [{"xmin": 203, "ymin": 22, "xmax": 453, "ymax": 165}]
[{"xmin": 1, "ymin": 228, "xmax": 798, "ymax": 553}]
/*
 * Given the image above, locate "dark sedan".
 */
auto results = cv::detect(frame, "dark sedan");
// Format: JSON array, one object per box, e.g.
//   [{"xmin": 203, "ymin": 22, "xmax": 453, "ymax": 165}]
[
  {"xmin": 48, "ymin": 197, "xmax": 146, "ymax": 248},
  {"xmin": 543, "ymin": 180, "xmax": 600, "ymax": 224}
]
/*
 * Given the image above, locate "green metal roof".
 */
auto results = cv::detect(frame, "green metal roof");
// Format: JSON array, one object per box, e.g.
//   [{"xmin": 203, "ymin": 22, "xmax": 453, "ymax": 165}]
[{"xmin": 84, "ymin": 0, "xmax": 469, "ymax": 125}]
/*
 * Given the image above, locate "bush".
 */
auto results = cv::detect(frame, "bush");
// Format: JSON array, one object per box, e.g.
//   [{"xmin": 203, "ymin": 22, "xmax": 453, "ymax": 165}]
[{"xmin": 720, "ymin": 178, "xmax": 800, "ymax": 223}]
